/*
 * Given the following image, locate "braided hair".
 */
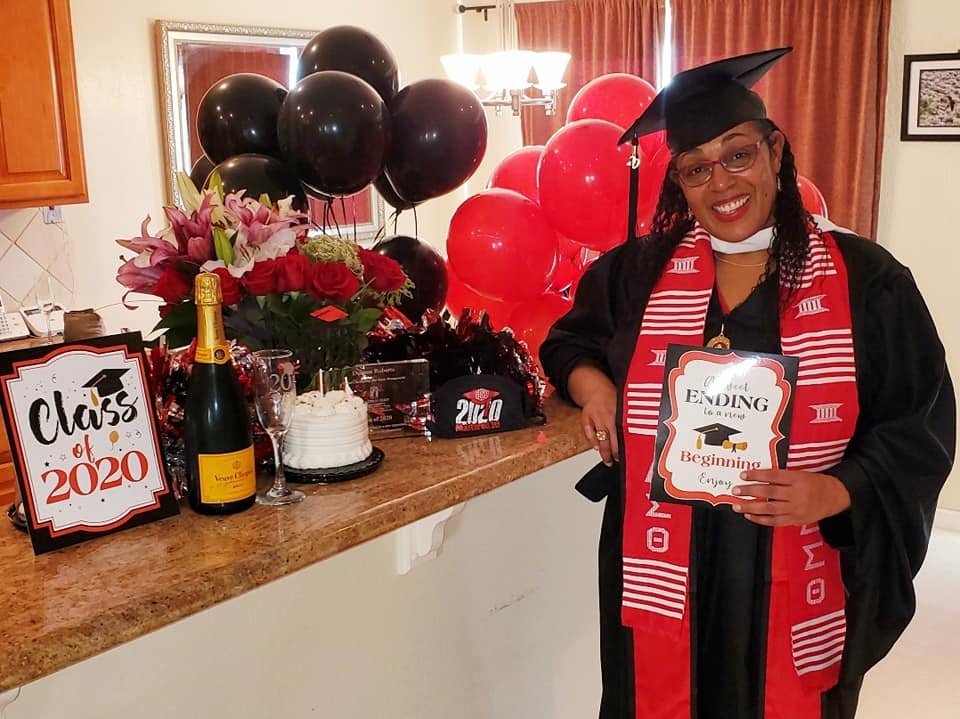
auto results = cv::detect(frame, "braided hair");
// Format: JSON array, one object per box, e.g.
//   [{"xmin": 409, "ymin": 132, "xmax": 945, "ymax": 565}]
[{"xmin": 637, "ymin": 120, "xmax": 813, "ymax": 304}]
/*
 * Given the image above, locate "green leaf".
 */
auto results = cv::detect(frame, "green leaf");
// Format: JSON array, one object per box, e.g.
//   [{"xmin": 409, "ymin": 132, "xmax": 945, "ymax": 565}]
[
  {"xmin": 350, "ymin": 307, "xmax": 383, "ymax": 334},
  {"xmin": 264, "ymin": 293, "xmax": 289, "ymax": 316},
  {"xmin": 175, "ymin": 172, "xmax": 202, "ymax": 213},
  {"xmin": 151, "ymin": 302, "xmax": 197, "ymax": 349},
  {"xmin": 212, "ymin": 227, "xmax": 234, "ymax": 265},
  {"xmin": 287, "ymin": 292, "xmax": 320, "ymax": 322},
  {"xmin": 206, "ymin": 169, "xmax": 225, "ymax": 197}
]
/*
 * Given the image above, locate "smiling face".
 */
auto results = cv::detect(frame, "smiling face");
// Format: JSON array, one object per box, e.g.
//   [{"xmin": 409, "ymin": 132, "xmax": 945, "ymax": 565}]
[{"xmin": 672, "ymin": 121, "xmax": 785, "ymax": 243}]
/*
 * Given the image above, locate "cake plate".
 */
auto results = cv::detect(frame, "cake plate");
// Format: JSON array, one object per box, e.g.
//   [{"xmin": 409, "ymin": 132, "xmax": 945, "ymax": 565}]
[{"xmin": 284, "ymin": 447, "xmax": 385, "ymax": 484}]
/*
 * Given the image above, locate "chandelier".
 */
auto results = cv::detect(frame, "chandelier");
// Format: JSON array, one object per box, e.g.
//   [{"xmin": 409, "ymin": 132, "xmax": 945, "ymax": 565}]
[{"xmin": 442, "ymin": 2, "xmax": 571, "ymax": 116}]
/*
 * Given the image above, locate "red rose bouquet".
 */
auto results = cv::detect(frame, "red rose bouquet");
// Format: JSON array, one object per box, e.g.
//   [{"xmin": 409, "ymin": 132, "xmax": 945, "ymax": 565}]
[{"xmin": 117, "ymin": 174, "xmax": 411, "ymax": 390}]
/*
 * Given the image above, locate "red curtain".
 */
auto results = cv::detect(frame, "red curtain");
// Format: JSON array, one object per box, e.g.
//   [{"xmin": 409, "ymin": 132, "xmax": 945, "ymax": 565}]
[
  {"xmin": 516, "ymin": 0, "xmax": 665, "ymax": 146},
  {"xmin": 671, "ymin": 0, "xmax": 891, "ymax": 238}
]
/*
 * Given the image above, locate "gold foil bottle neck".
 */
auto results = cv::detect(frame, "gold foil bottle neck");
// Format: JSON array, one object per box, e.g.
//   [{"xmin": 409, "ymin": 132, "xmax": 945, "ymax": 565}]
[
  {"xmin": 194, "ymin": 273, "xmax": 222, "ymax": 306},
  {"xmin": 194, "ymin": 273, "xmax": 229, "ymax": 364}
]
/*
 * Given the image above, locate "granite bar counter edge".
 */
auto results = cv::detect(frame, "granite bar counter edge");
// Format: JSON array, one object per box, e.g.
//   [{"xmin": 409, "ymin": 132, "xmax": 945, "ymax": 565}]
[{"xmin": 0, "ymin": 396, "xmax": 590, "ymax": 692}]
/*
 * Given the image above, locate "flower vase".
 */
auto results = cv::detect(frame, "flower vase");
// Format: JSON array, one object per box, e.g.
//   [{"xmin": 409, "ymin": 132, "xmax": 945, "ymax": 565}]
[{"xmin": 295, "ymin": 323, "xmax": 366, "ymax": 393}]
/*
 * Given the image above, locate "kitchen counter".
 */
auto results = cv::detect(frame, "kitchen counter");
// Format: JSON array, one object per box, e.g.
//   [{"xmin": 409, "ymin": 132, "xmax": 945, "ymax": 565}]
[{"xmin": 0, "ymin": 395, "xmax": 591, "ymax": 693}]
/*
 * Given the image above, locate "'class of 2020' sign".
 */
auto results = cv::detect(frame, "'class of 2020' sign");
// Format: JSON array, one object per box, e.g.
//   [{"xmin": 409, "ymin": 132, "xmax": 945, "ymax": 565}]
[{"xmin": 0, "ymin": 333, "xmax": 179, "ymax": 554}]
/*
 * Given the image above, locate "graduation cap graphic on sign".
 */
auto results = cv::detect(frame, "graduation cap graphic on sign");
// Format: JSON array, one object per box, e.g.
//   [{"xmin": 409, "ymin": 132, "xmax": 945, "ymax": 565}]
[
  {"xmin": 83, "ymin": 368, "xmax": 130, "ymax": 402},
  {"xmin": 694, "ymin": 423, "xmax": 749, "ymax": 452}
]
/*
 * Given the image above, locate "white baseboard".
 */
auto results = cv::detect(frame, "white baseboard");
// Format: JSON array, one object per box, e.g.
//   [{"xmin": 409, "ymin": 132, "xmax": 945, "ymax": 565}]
[{"xmin": 934, "ymin": 508, "xmax": 960, "ymax": 533}]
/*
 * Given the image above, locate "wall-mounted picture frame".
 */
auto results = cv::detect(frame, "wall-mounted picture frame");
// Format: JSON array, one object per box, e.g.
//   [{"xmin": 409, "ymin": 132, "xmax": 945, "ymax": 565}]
[
  {"xmin": 154, "ymin": 20, "xmax": 386, "ymax": 240},
  {"xmin": 901, "ymin": 51, "xmax": 960, "ymax": 141}
]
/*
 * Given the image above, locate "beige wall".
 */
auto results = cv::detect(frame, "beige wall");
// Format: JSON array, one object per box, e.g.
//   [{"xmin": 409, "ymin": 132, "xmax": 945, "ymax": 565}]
[{"xmin": 878, "ymin": 0, "xmax": 960, "ymax": 509}]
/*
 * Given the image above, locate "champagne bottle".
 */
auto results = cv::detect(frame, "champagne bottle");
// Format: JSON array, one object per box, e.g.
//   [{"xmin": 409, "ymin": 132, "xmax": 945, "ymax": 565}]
[{"xmin": 183, "ymin": 273, "xmax": 256, "ymax": 514}]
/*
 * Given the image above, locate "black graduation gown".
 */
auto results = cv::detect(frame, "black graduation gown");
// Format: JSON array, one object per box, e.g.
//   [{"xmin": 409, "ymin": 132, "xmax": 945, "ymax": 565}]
[{"xmin": 540, "ymin": 231, "xmax": 956, "ymax": 719}]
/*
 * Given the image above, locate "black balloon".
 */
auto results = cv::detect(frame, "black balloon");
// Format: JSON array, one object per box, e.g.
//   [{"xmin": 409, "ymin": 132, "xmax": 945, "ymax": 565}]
[
  {"xmin": 197, "ymin": 73, "xmax": 288, "ymax": 163},
  {"xmin": 374, "ymin": 173, "xmax": 414, "ymax": 212},
  {"xmin": 278, "ymin": 70, "xmax": 389, "ymax": 197},
  {"xmin": 297, "ymin": 26, "xmax": 400, "ymax": 102},
  {"xmin": 189, "ymin": 155, "xmax": 216, "ymax": 190},
  {"xmin": 373, "ymin": 235, "xmax": 448, "ymax": 322},
  {"xmin": 384, "ymin": 79, "xmax": 487, "ymax": 204},
  {"xmin": 208, "ymin": 154, "xmax": 306, "ymax": 210}
]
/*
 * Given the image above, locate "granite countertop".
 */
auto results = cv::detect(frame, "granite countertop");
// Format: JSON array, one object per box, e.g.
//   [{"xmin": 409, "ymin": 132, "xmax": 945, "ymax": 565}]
[{"xmin": 0, "ymin": 395, "xmax": 590, "ymax": 692}]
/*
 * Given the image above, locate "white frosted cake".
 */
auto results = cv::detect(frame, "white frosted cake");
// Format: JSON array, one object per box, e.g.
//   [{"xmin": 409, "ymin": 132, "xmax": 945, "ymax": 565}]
[{"xmin": 284, "ymin": 388, "xmax": 373, "ymax": 469}]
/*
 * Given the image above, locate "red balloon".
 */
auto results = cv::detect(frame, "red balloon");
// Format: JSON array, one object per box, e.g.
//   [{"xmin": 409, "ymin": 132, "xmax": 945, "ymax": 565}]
[
  {"xmin": 447, "ymin": 188, "xmax": 559, "ymax": 303},
  {"xmin": 639, "ymin": 129, "xmax": 667, "ymax": 163},
  {"xmin": 566, "ymin": 73, "xmax": 657, "ymax": 130},
  {"xmin": 539, "ymin": 119, "xmax": 634, "ymax": 251},
  {"xmin": 556, "ymin": 233, "xmax": 584, "ymax": 259},
  {"xmin": 549, "ymin": 254, "xmax": 584, "ymax": 293},
  {"xmin": 797, "ymin": 175, "xmax": 828, "ymax": 218},
  {"xmin": 636, "ymin": 144, "xmax": 672, "ymax": 233},
  {"xmin": 507, "ymin": 293, "xmax": 573, "ymax": 372},
  {"xmin": 488, "ymin": 145, "xmax": 544, "ymax": 203},
  {"xmin": 444, "ymin": 266, "xmax": 515, "ymax": 328}
]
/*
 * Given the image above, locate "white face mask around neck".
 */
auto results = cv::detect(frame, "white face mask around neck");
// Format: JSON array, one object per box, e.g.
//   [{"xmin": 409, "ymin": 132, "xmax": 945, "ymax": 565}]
[{"xmin": 709, "ymin": 225, "xmax": 775, "ymax": 254}]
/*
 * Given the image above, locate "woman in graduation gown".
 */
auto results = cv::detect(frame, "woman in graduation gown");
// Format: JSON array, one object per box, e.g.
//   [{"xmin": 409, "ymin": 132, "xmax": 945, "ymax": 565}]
[{"xmin": 540, "ymin": 47, "xmax": 955, "ymax": 719}]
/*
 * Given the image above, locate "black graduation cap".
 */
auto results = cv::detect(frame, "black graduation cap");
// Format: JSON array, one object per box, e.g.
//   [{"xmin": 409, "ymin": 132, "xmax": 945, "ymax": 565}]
[
  {"xmin": 693, "ymin": 423, "xmax": 743, "ymax": 447},
  {"xmin": 82, "ymin": 368, "xmax": 130, "ymax": 398},
  {"xmin": 618, "ymin": 47, "xmax": 792, "ymax": 154}
]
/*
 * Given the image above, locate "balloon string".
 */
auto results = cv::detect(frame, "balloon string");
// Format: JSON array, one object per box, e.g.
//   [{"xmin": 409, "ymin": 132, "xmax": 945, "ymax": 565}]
[
  {"xmin": 322, "ymin": 199, "xmax": 343, "ymax": 239},
  {"xmin": 373, "ymin": 216, "xmax": 388, "ymax": 243},
  {"xmin": 339, "ymin": 196, "xmax": 354, "ymax": 243},
  {"xmin": 330, "ymin": 200, "xmax": 342, "ymax": 238},
  {"xmin": 413, "ymin": 205, "xmax": 419, "ymax": 238}
]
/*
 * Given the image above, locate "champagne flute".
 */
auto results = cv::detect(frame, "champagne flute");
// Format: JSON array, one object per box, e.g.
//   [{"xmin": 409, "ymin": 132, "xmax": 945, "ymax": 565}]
[
  {"xmin": 252, "ymin": 349, "xmax": 304, "ymax": 506},
  {"xmin": 34, "ymin": 274, "xmax": 56, "ymax": 343}
]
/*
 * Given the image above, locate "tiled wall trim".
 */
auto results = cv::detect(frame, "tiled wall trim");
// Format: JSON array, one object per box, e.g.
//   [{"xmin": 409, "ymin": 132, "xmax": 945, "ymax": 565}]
[{"xmin": 0, "ymin": 209, "xmax": 75, "ymax": 311}]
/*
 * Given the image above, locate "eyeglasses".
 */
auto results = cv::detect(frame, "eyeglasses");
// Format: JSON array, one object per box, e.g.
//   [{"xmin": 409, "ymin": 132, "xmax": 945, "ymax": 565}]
[{"xmin": 671, "ymin": 136, "xmax": 771, "ymax": 188}]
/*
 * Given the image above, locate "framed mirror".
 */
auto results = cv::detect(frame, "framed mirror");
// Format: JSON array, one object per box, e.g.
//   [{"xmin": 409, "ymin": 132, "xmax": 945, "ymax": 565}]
[{"xmin": 155, "ymin": 20, "xmax": 386, "ymax": 240}]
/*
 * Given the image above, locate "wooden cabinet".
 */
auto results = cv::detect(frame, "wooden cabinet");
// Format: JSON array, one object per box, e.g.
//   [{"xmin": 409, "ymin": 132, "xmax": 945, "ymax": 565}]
[
  {"xmin": 0, "ymin": 338, "xmax": 44, "ymax": 509},
  {"xmin": 0, "ymin": 0, "xmax": 87, "ymax": 209},
  {"xmin": 0, "ymin": 420, "xmax": 15, "ymax": 510}
]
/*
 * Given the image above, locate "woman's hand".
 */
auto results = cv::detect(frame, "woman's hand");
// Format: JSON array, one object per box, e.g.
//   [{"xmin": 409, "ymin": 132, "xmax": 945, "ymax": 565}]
[
  {"xmin": 731, "ymin": 469, "xmax": 851, "ymax": 526},
  {"xmin": 568, "ymin": 365, "xmax": 619, "ymax": 466}
]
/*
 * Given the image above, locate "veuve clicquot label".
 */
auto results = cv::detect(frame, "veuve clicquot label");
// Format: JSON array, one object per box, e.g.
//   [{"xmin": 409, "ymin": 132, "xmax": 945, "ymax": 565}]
[{"xmin": 197, "ymin": 446, "xmax": 256, "ymax": 504}]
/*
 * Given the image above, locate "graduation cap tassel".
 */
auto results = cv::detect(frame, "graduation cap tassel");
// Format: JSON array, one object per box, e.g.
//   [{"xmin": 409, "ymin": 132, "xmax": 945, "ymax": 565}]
[{"xmin": 627, "ymin": 139, "xmax": 641, "ymax": 242}]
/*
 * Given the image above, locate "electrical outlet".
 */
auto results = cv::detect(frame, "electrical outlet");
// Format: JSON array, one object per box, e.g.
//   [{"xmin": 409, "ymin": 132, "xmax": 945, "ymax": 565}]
[{"xmin": 42, "ymin": 206, "xmax": 63, "ymax": 224}]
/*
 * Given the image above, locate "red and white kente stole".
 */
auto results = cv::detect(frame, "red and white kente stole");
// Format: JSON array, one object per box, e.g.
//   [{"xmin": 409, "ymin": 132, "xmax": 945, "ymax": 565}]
[{"xmin": 621, "ymin": 224, "xmax": 859, "ymax": 719}]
